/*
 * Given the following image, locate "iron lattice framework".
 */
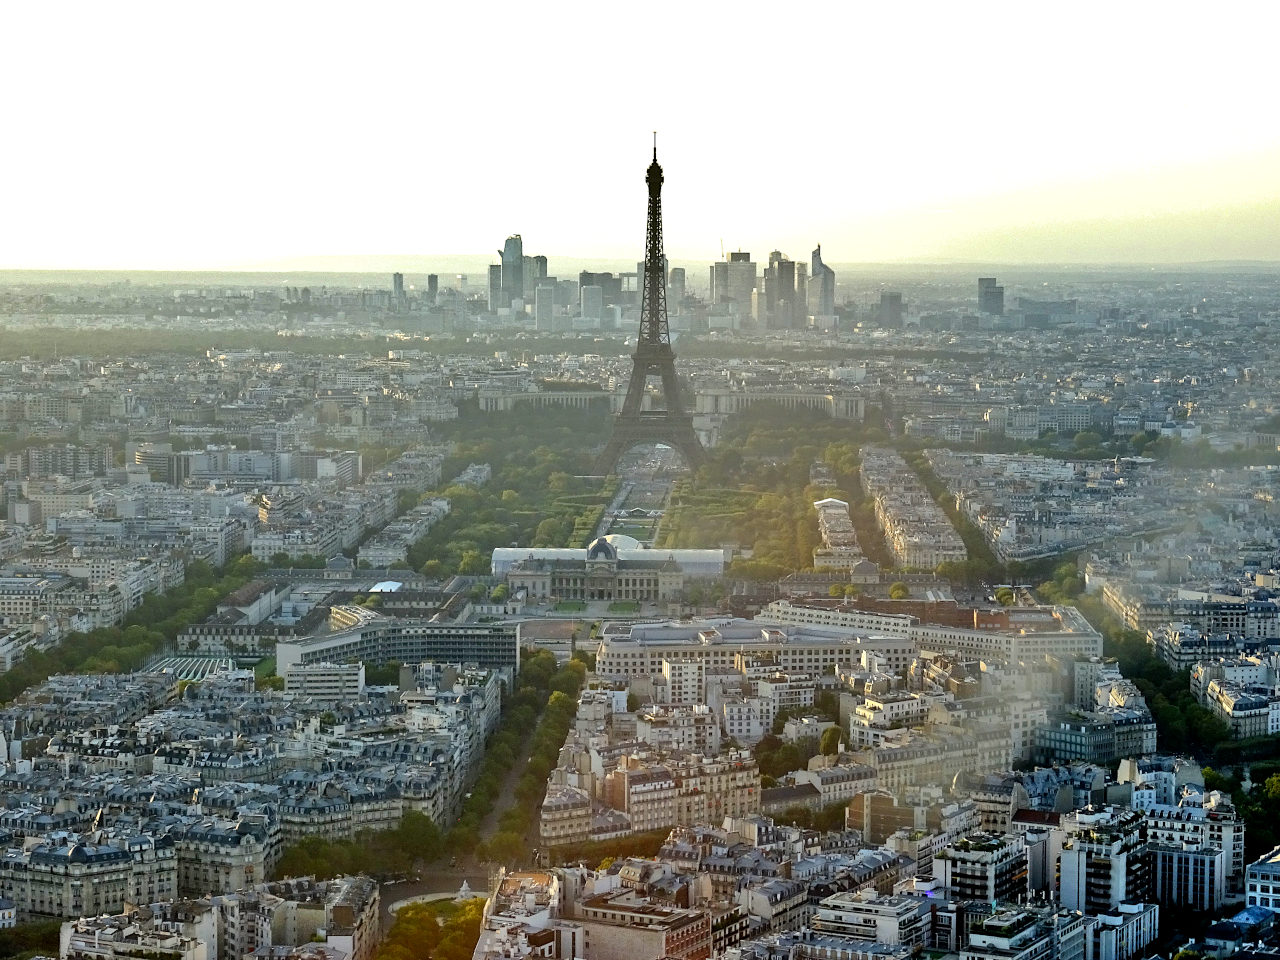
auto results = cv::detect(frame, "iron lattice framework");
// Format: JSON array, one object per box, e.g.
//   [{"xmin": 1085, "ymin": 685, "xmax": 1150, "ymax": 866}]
[{"xmin": 596, "ymin": 146, "xmax": 706, "ymax": 473}]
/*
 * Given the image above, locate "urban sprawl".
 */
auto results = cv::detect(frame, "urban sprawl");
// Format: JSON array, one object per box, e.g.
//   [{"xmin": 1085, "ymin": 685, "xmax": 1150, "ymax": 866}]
[{"xmin": 0, "ymin": 243, "xmax": 1280, "ymax": 960}]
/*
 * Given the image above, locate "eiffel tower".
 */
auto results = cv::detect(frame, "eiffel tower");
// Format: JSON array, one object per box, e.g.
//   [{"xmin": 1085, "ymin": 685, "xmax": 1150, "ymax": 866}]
[{"xmin": 596, "ymin": 142, "xmax": 706, "ymax": 474}]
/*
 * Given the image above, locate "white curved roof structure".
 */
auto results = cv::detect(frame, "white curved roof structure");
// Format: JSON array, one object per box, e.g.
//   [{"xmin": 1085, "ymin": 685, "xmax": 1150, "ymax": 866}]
[{"xmin": 491, "ymin": 545, "xmax": 727, "ymax": 577}]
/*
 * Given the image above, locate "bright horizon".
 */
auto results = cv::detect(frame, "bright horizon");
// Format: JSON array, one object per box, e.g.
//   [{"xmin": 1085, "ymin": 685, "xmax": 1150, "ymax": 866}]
[{"xmin": 5, "ymin": 2, "xmax": 1280, "ymax": 271}]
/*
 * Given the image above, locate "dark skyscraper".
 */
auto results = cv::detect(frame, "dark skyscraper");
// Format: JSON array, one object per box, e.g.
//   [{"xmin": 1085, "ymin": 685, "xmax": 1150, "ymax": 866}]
[
  {"xmin": 487, "ymin": 263, "xmax": 503, "ymax": 311},
  {"xmin": 392, "ymin": 272, "xmax": 405, "ymax": 303},
  {"xmin": 500, "ymin": 234, "xmax": 523, "ymax": 308},
  {"xmin": 597, "ymin": 144, "xmax": 704, "ymax": 473},
  {"xmin": 426, "ymin": 274, "xmax": 439, "ymax": 303},
  {"xmin": 878, "ymin": 291, "xmax": 904, "ymax": 326},
  {"xmin": 523, "ymin": 254, "xmax": 548, "ymax": 298},
  {"xmin": 579, "ymin": 271, "xmax": 623, "ymax": 303},
  {"xmin": 979, "ymin": 277, "xmax": 1005, "ymax": 315},
  {"xmin": 765, "ymin": 250, "xmax": 797, "ymax": 327}
]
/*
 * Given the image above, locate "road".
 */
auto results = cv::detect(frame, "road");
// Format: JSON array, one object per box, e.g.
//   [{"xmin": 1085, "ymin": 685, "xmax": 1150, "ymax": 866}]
[
  {"xmin": 379, "ymin": 663, "xmax": 544, "ymax": 928},
  {"xmin": 381, "ymin": 534, "xmax": 594, "ymax": 935},
  {"xmin": 595, "ymin": 481, "xmax": 634, "ymax": 539},
  {"xmin": 379, "ymin": 866, "xmax": 491, "ymax": 926}
]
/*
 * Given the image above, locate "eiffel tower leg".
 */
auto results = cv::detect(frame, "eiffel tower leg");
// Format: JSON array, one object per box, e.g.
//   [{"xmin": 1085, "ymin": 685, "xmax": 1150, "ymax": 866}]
[
  {"xmin": 595, "ymin": 433, "xmax": 630, "ymax": 476},
  {"xmin": 596, "ymin": 418, "xmax": 706, "ymax": 475},
  {"xmin": 620, "ymin": 362, "xmax": 652, "ymax": 418},
  {"xmin": 670, "ymin": 427, "xmax": 707, "ymax": 471}
]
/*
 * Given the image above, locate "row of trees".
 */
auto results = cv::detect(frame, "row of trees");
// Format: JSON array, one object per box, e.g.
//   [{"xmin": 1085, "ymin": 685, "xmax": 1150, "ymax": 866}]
[
  {"xmin": 446, "ymin": 649, "xmax": 585, "ymax": 862},
  {"xmin": 899, "ymin": 417, "xmax": 1280, "ymax": 469},
  {"xmin": 545, "ymin": 828, "xmax": 669, "ymax": 868},
  {"xmin": 901, "ymin": 450, "xmax": 1002, "ymax": 575},
  {"xmin": 1032, "ymin": 427, "xmax": 1280, "ymax": 468},
  {"xmin": 1033, "ymin": 565, "xmax": 1280, "ymax": 861},
  {"xmin": 657, "ymin": 414, "xmax": 1043, "ymax": 585},
  {"xmin": 660, "ymin": 427, "xmax": 879, "ymax": 578},
  {"xmin": 273, "ymin": 648, "xmax": 582, "ymax": 880},
  {"xmin": 476, "ymin": 654, "xmax": 586, "ymax": 866},
  {"xmin": 1032, "ymin": 578, "xmax": 1232, "ymax": 758},
  {"xmin": 0, "ymin": 554, "xmax": 266, "ymax": 705},
  {"xmin": 399, "ymin": 405, "xmax": 616, "ymax": 578},
  {"xmin": 775, "ymin": 801, "xmax": 849, "ymax": 832},
  {"xmin": 274, "ymin": 810, "xmax": 444, "ymax": 881},
  {"xmin": 754, "ymin": 733, "xmax": 821, "ymax": 782},
  {"xmin": 0, "ymin": 918, "xmax": 62, "ymax": 960},
  {"xmin": 1203, "ymin": 764, "xmax": 1280, "ymax": 862},
  {"xmin": 753, "ymin": 689, "xmax": 843, "ymax": 784}
]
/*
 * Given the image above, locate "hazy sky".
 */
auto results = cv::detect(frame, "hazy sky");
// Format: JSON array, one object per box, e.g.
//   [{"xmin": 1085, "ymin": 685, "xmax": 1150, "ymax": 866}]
[{"xmin": 5, "ymin": 2, "xmax": 1280, "ymax": 270}]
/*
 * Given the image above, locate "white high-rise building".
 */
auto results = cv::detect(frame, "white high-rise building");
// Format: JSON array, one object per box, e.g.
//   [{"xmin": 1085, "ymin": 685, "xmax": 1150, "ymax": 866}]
[
  {"xmin": 1058, "ymin": 807, "xmax": 1149, "ymax": 913},
  {"xmin": 710, "ymin": 252, "xmax": 756, "ymax": 319}
]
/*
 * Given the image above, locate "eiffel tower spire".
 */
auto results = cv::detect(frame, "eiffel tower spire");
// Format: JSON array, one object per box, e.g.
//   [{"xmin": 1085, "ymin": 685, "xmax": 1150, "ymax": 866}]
[{"xmin": 596, "ymin": 140, "xmax": 706, "ymax": 474}]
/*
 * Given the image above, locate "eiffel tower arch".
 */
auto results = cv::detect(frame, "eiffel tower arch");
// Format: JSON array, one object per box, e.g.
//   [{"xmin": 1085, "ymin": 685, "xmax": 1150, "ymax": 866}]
[{"xmin": 596, "ymin": 144, "xmax": 706, "ymax": 475}]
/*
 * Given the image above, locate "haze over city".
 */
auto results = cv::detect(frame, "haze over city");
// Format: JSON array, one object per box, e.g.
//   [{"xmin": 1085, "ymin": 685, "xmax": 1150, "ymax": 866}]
[
  {"xmin": 8, "ymin": 5, "xmax": 1280, "ymax": 960},
  {"xmin": 6, "ymin": 1, "xmax": 1280, "ymax": 270}
]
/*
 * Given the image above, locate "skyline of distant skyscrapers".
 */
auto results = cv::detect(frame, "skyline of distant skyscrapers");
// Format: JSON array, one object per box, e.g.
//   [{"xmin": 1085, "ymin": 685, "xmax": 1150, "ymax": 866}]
[
  {"xmin": 369, "ymin": 255, "xmax": 1044, "ymax": 333},
  {"xmin": 484, "ymin": 236, "xmax": 556, "ymax": 313},
  {"xmin": 410, "ymin": 234, "xmax": 852, "ymax": 326}
]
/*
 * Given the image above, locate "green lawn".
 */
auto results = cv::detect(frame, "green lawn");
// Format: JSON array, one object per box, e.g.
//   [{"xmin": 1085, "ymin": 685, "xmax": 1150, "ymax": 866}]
[
  {"xmin": 403, "ymin": 898, "xmax": 462, "ymax": 920},
  {"xmin": 254, "ymin": 656, "xmax": 277, "ymax": 679}
]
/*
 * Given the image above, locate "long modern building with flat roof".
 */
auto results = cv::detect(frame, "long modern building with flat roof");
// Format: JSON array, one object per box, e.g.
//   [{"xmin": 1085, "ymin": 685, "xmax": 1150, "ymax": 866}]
[
  {"xmin": 594, "ymin": 618, "xmax": 918, "ymax": 679},
  {"xmin": 275, "ymin": 617, "xmax": 519, "ymax": 678},
  {"xmin": 757, "ymin": 597, "xmax": 1102, "ymax": 664}
]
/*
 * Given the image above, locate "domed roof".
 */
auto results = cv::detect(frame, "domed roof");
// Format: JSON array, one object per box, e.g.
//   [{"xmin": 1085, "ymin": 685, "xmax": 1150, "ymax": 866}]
[
  {"xmin": 586, "ymin": 537, "xmax": 618, "ymax": 560},
  {"xmin": 602, "ymin": 533, "xmax": 641, "ymax": 550}
]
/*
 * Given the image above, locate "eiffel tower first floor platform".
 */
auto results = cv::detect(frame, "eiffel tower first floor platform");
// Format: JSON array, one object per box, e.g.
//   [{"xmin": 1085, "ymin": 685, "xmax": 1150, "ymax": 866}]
[{"xmin": 595, "ymin": 411, "xmax": 706, "ymax": 475}]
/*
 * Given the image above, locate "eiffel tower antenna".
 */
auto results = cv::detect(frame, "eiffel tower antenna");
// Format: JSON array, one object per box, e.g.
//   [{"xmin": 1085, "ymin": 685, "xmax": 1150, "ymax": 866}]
[{"xmin": 596, "ymin": 139, "xmax": 706, "ymax": 475}]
